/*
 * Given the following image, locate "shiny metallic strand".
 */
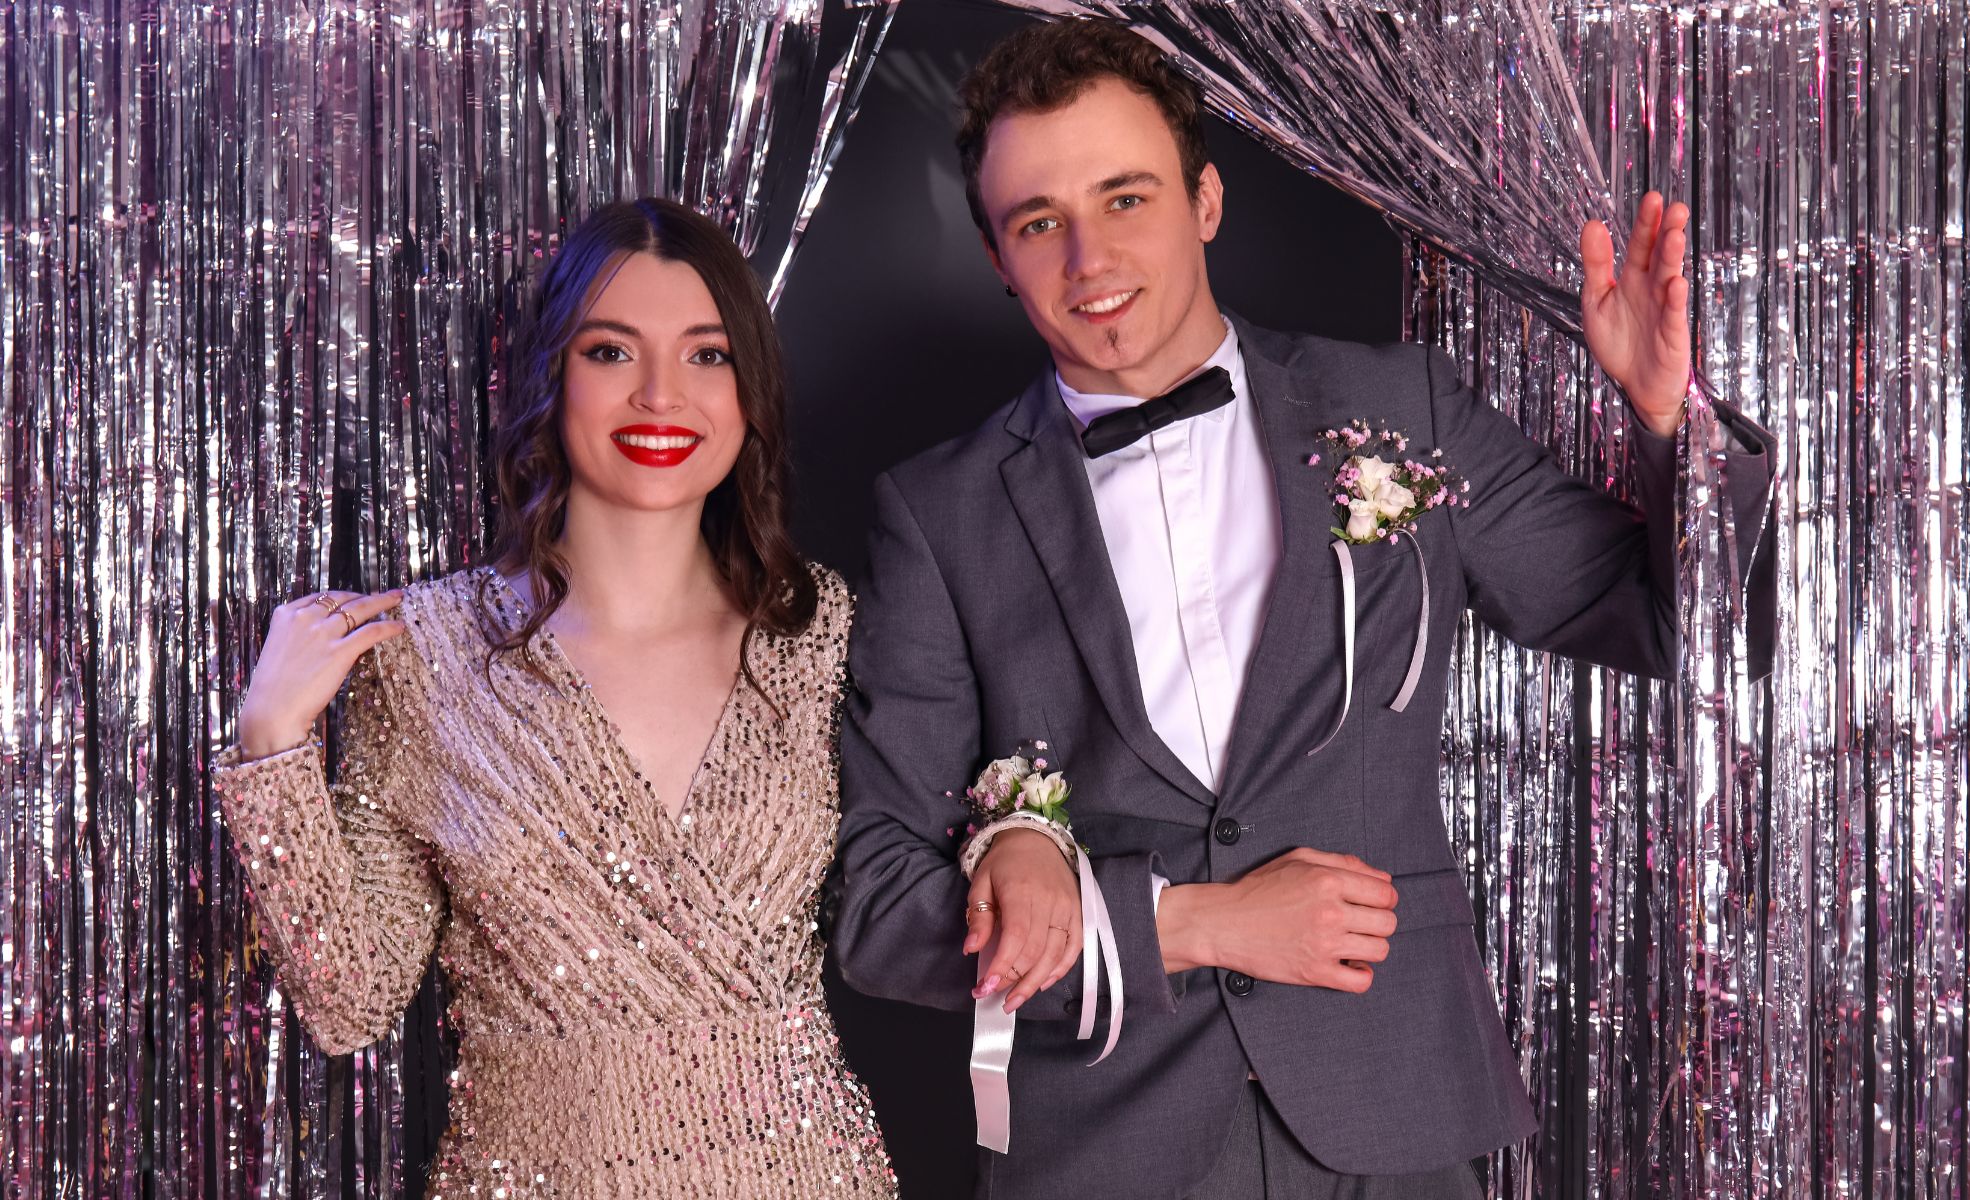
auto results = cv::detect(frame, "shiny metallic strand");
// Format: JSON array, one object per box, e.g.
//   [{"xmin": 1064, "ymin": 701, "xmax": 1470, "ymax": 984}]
[
  {"xmin": 0, "ymin": 0, "xmax": 894, "ymax": 1195},
  {"xmin": 982, "ymin": 2, "xmax": 1965, "ymax": 1197}
]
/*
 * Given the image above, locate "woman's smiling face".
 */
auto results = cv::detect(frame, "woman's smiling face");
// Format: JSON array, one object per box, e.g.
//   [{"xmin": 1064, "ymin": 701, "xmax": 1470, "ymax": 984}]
[{"xmin": 558, "ymin": 251, "xmax": 748, "ymax": 516}]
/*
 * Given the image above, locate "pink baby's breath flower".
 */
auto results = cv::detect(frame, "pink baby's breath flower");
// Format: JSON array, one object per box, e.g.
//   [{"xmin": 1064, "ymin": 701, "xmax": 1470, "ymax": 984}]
[
  {"xmin": 1034, "ymin": 758, "xmax": 1048, "ymax": 770},
  {"xmin": 1307, "ymin": 453, "xmax": 1321, "ymax": 465},
  {"xmin": 1035, "ymin": 740, "xmax": 1048, "ymax": 750}
]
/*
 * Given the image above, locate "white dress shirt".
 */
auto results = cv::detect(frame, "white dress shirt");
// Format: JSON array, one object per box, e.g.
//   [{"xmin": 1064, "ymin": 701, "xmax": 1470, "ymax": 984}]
[{"xmin": 1056, "ymin": 320, "xmax": 1282, "ymax": 795}]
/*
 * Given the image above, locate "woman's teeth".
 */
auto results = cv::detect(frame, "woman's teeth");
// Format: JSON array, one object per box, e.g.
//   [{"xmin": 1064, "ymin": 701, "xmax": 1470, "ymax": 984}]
[{"xmin": 613, "ymin": 433, "xmax": 699, "ymax": 450}]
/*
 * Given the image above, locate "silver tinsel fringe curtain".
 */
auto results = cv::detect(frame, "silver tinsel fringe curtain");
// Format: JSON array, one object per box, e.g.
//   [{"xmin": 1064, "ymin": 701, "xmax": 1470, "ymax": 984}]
[{"xmin": 3, "ymin": 2, "xmax": 1966, "ymax": 1199}]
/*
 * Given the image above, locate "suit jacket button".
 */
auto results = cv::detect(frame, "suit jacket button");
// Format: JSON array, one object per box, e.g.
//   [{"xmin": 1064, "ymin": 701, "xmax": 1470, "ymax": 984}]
[
  {"xmin": 1213, "ymin": 818, "xmax": 1241, "ymax": 846},
  {"xmin": 1226, "ymin": 971, "xmax": 1256, "ymax": 997}
]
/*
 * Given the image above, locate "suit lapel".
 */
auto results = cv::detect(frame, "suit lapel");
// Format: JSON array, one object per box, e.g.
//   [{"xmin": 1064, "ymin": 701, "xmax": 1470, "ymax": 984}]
[
  {"xmin": 1217, "ymin": 322, "xmax": 1355, "ymax": 801},
  {"xmin": 1000, "ymin": 375, "xmax": 1214, "ymax": 807}
]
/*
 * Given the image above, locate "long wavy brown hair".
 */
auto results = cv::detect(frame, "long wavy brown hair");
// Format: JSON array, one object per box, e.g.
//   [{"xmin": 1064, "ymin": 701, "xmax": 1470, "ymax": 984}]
[{"xmin": 479, "ymin": 197, "xmax": 817, "ymax": 714}]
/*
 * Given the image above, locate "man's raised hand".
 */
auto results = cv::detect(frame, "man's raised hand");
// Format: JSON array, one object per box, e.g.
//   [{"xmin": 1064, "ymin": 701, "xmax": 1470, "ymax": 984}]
[{"xmin": 1581, "ymin": 191, "xmax": 1694, "ymax": 437}]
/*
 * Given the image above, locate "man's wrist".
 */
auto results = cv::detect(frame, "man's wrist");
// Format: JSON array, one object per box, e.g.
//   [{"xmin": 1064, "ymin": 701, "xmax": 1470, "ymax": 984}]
[{"xmin": 1156, "ymin": 882, "xmax": 1226, "ymax": 974}]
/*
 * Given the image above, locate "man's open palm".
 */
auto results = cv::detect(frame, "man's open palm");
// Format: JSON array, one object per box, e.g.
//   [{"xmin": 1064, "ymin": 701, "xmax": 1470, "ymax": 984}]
[{"xmin": 1581, "ymin": 191, "xmax": 1693, "ymax": 436}]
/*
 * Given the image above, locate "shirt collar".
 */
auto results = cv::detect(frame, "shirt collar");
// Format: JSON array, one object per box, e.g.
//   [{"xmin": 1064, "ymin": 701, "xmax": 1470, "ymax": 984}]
[{"xmin": 1056, "ymin": 318, "xmax": 1244, "ymax": 431}]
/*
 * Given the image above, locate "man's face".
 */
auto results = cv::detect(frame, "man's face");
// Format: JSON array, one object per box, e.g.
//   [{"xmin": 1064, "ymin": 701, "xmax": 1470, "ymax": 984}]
[{"xmin": 977, "ymin": 76, "xmax": 1225, "ymax": 396}]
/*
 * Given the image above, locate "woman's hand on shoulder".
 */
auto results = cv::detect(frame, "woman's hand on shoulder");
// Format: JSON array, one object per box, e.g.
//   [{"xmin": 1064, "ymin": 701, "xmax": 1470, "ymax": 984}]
[
  {"xmin": 964, "ymin": 828, "xmax": 1083, "ymax": 1014},
  {"xmin": 236, "ymin": 590, "xmax": 407, "ymax": 761}
]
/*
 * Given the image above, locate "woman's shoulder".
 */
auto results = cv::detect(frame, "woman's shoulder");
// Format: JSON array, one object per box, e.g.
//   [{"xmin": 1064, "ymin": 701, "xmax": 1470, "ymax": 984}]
[
  {"xmin": 806, "ymin": 560, "xmax": 852, "ymax": 623},
  {"xmin": 796, "ymin": 561, "xmax": 854, "ymax": 654},
  {"xmin": 390, "ymin": 567, "xmax": 518, "ymax": 635},
  {"xmin": 370, "ymin": 567, "xmax": 508, "ymax": 680}
]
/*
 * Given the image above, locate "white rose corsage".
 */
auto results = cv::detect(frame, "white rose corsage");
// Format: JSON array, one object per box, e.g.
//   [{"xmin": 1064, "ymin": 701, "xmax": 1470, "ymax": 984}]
[
  {"xmin": 955, "ymin": 741, "xmax": 1121, "ymax": 1156},
  {"xmin": 1303, "ymin": 420, "xmax": 1469, "ymax": 754},
  {"xmin": 956, "ymin": 741, "xmax": 1077, "ymax": 878}
]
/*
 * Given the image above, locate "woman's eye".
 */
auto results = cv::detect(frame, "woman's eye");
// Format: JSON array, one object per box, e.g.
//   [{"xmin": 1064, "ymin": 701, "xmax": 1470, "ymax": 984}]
[
  {"xmin": 581, "ymin": 343, "xmax": 630, "ymax": 364},
  {"xmin": 690, "ymin": 347, "xmax": 732, "ymax": 367}
]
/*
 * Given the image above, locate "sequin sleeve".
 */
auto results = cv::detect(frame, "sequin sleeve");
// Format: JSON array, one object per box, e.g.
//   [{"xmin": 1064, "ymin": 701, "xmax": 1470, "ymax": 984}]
[{"xmin": 213, "ymin": 645, "xmax": 444, "ymax": 1055}]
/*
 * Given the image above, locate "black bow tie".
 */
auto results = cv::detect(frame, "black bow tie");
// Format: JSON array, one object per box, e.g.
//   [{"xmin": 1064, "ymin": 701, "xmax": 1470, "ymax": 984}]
[{"xmin": 1078, "ymin": 366, "xmax": 1236, "ymax": 459}]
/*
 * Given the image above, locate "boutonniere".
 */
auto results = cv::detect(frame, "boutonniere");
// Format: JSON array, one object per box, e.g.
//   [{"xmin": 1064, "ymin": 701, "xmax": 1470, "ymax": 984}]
[
  {"xmin": 1307, "ymin": 419, "xmax": 1468, "ymax": 544},
  {"xmin": 1302, "ymin": 421, "xmax": 1469, "ymax": 755}
]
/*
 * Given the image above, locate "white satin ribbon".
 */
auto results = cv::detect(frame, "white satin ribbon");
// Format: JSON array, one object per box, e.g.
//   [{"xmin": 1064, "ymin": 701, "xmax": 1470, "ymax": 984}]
[
  {"xmin": 1307, "ymin": 535, "xmax": 1432, "ymax": 756},
  {"xmin": 1075, "ymin": 845, "xmax": 1124, "ymax": 1062},
  {"xmin": 1387, "ymin": 537, "xmax": 1430, "ymax": 713},
  {"xmin": 1307, "ymin": 540, "xmax": 1357, "ymax": 756},
  {"xmin": 969, "ymin": 844, "xmax": 1123, "ymax": 1154},
  {"xmin": 970, "ymin": 933, "xmax": 1014, "ymax": 1153}
]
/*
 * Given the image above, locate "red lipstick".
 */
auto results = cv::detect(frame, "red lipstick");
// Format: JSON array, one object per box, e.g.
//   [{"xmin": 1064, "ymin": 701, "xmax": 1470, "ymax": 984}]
[{"xmin": 610, "ymin": 424, "xmax": 704, "ymax": 468}]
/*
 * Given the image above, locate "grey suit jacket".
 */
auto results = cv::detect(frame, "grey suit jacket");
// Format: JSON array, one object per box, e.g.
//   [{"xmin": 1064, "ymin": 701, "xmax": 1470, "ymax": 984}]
[{"xmin": 833, "ymin": 315, "xmax": 1777, "ymax": 1199}]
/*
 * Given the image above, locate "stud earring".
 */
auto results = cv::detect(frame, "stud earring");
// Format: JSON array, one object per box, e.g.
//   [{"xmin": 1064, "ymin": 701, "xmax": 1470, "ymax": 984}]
[{"xmin": 1005, "ymin": 285, "xmax": 1018, "ymax": 298}]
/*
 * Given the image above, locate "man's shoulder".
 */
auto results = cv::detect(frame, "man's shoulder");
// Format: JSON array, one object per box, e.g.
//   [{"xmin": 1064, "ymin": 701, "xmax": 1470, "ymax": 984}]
[{"xmin": 1236, "ymin": 318, "xmax": 1443, "ymax": 388}]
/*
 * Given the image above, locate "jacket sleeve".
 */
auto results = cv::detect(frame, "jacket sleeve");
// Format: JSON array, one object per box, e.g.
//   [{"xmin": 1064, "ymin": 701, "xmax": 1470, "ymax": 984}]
[
  {"xmin": 1429, "ymin": 346, "xmax": 1777, "ymax": 681},
  {"xmin": 213, "ymin": 644, "xmax": 445, "ymax": 1055},
  {"xmin": 832, "ymin": 472, "xmax": 1177, "ymax": 1021}
]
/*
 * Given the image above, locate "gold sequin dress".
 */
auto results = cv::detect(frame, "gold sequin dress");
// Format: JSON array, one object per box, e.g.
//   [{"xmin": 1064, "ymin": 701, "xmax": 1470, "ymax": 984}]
[{"xmin": 214, "ymin": 566, "xmax": 895, "ymax": 1198}]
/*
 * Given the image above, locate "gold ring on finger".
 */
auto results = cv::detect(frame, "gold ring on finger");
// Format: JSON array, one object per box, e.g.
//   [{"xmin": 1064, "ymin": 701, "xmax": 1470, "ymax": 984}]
[
  {"xmin": 337, "ymin": 607, "xmax": 362, "ymax": 636},
  {"xmin": 307, "ymin": 592, "xmax": 342, "ymax": 613},
  {"xmin": 1047, "ymin": 924, "xmax": 1069, "ymax": 934},
  {"xmin": 969, "ymin": 900, "xmax": 995, "ymax": 913}
]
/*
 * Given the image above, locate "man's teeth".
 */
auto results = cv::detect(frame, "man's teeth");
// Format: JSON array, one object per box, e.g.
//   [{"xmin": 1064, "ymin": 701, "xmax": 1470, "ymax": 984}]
[
  {"xmin": 614, "ymin": 433, "xmax": 700, "ymax": 450},
  {"xmin": 1076, "ymin": 291, "xmax": 1137, "ymax": 314}
]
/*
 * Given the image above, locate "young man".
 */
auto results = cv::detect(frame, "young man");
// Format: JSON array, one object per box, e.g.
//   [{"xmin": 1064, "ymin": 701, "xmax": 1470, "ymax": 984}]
[{"xmin": 833, "ymin": 19, "xmax": 1774, "ymax": 1200}]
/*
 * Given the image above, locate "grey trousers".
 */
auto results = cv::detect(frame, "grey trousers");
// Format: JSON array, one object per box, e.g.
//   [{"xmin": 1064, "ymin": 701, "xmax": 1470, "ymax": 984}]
[{"xmin": 1185, "ymin": 1083, "xmax": 1486, "ymax": 1200}]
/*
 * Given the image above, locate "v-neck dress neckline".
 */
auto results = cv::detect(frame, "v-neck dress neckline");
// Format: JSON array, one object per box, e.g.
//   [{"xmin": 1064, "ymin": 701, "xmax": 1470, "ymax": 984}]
[{"xmin": 483, "ymin": 566, "xmax": 746, "ymax": 827}]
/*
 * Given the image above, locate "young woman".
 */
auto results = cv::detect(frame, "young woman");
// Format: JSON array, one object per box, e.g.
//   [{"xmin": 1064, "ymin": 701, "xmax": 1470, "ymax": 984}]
[{"xmin": 215, "ymin": 199, "xmax": 895, "ymax": 1198}]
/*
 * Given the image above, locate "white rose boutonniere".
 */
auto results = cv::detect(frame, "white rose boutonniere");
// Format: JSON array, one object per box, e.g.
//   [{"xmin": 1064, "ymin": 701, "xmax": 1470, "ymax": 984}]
[
  {"xmin": 1307, "ymin": 419, "xmax": 1469, "ymax": 544},
  {"xmin": 1299, "ymin": 420, "xmax": 1476, "ymax": 755}
]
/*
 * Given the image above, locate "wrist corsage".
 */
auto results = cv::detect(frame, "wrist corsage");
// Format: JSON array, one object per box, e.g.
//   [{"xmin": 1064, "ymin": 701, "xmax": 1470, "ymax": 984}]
[
  {"xmin": 956, "ymin": 742, "xmax": 1122, "ymax": 1157},
  {"xmin": 957, "ymin": 742, "xmax": 1077, "ymax": 878}
]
